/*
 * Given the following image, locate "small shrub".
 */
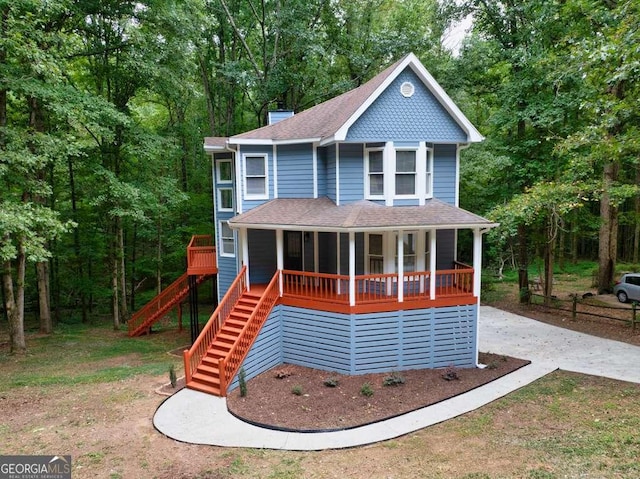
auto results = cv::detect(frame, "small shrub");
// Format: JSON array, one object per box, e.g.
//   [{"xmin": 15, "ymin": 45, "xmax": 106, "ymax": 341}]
[
  {"xmin": 291, "ymin": 385, "xmax": 303, "ymax": 396},
  {"xmin": 486, "ymin": 361, "xmax": 498, "ymax": 370},
  {"xmin": 238, "ymin": 367, "xmax": 247, "ymax": 397},
  {"xmin": 323, "ymin": 377, "xmax": 339, "ymax": 388},
  {"xmin": 383, "ymin": 372, "xmax": 405, "ymax": 386},
  {"xmin": 360, "ymin": 382, "xmax": 374, "ymax": 397},
  {"xmin": 441, "ymin": 365, "xmax": 460, "ymax": 381},
  {"xmin": 169, "ymin": 364, "xmax": 177, "ymax": 388}
]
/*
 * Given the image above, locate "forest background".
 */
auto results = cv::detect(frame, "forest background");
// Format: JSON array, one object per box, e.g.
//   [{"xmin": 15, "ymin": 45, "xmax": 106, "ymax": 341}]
[{"xmin": 1, "ymin": 0, "xmax": 639, "ymax": 353}]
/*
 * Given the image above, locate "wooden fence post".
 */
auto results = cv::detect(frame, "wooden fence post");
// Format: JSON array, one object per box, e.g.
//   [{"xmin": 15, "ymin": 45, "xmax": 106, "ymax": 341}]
[{"xmin": 572, "ymin": 294, "xmax": 577, "ymax": 321}]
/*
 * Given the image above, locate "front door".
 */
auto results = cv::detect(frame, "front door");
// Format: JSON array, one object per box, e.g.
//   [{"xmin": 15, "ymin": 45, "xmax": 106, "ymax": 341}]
[{"xmin": 283, "ymin": 231, "xmax": 303, "ymax": 271}]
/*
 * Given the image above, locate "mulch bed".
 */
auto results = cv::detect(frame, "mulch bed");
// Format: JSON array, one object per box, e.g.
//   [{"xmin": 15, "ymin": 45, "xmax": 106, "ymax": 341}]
[{"xmin": 225, "ymin": 352, "xmax": 529, "ymax": 431}]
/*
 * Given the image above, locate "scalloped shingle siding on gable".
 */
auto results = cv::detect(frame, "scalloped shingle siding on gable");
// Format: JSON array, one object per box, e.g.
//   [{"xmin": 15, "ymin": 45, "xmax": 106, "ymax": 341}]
[{"xmin": 346, "ymin": 69, "xmax": 467, "ymax": 143}]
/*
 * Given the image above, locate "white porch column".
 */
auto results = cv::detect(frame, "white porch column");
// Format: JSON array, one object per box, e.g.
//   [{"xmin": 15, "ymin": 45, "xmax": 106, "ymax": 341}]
[
  {"xmin": 397, "ymin": 231, "xmax": 404, "ymax": 303},
  {"xmin": 429, "ymin": 230, "xmax": 437, "ymax": 300},
  {"xmin": 473, "ymin": 228, "xmax": 483, "ymax": 299},
  {"xmin": 240, "ymin": 227, "xmax": 250, "ymax": 289},
  {"xmin": 313, "ymin": 232, "xmax": 319, "ymax": 274},
  {"xmin": 336, "ymin": 233, "xmax": 341, "ymax": 294},
  {"xmin": 349, "ymin": 231, "xmax": 356, "ymax": 306},
  {"xmin": 276, "ymin": 229, "xmax": 284, "ymax": 296}
]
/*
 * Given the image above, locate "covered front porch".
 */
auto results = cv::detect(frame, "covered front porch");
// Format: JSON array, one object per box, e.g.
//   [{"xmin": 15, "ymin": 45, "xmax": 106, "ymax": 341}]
[{"xmin": 229, "ymin": 198, "xmax": 496, "ymax": 314}]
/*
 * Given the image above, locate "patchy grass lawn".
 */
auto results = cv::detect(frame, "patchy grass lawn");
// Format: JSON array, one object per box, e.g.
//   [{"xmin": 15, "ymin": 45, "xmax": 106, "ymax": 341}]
[{"xmin": 1, "ymin": 297, "xmax": 640, "ymax": 478}]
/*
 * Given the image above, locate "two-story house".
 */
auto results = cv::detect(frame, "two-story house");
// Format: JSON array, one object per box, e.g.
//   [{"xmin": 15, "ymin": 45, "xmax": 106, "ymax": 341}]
[{"xmin": 183, "ymin": 53, "xmax": 497, "ymax": 397}]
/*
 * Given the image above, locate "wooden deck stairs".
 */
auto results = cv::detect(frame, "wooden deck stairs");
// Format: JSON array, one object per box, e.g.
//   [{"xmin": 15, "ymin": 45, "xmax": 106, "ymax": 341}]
[
  {"xmin": 184, "ymin": 268, "xmax": 280, "ymax": 397},
  {"xmin": 128, "ymin": 235, "xmax": 217, "ymax": 337},
  {"xmin": 186, "ymin": 290, "xmax": 262, "ymax": 395}
]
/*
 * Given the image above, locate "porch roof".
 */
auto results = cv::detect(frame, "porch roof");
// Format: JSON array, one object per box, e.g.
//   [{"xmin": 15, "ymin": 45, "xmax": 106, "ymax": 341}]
[{"xmin": 228, "ymin": 197, "xmax": 498, "ymax": 232}]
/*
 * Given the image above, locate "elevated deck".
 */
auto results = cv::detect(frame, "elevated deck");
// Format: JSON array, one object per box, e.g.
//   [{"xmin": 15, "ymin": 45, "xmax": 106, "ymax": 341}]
[{"xmin": 187, "ymin": 235, "xmax": 217, "ymax": 275}]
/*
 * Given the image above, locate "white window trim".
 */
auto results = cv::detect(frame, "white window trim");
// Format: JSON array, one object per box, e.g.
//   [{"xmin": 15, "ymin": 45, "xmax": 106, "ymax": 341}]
[
  {"xmin": 216, "ymin": 158, "xmax": 233, "ymax": 184},
  {"xmin": 394, "ymin": 231, "xmax": 418, "ymax": 273},
  {"xmin": 219, "ymin": 221, "xmax": 235, "ymax": 257},
  {"xmin": 394, "ymin": 148, "xmax": 419, "ymax": 199},
  {"xmin": 364, "ymin": 147, "xmax": 385, "ymax": 200},
  {"xmin": 425, "ymin": 145, "xmax": 433, "ymax": 200},
  {"xmin": 243, "ymin": 153, "xmax": 269, "ymax": 200},
  {"xmin": 217, "ymin": 187, "xmax": 233, "ymax": 212}
]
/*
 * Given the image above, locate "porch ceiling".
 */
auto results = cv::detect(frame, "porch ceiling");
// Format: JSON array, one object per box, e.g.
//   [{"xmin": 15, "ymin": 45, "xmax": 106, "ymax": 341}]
[{"xmin": 228, "ymin": 197, "xmax": 498, "ymax": 232}]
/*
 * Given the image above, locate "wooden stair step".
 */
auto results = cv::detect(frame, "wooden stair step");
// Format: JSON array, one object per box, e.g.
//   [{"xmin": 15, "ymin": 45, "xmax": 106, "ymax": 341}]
[
  {"xmin": 186, "ymin": 381, "xmax": 221, "ymax": 396},
  {"xmin": 216, "ymin": 332, "xmax": 239, "ymax": 343},
  {"xmin": 197, "ymin": 363, "xmax": 219, "ymax": 376},
  {"xmin": 192, "ymin": 372, "xmax": 221, "ymax": 386}
]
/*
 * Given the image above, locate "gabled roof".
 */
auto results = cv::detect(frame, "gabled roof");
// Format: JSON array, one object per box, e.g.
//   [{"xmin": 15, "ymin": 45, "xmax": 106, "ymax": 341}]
[
  {"xmin": 204, "ymin": 53, "xmax": 483, "ymax": 150},
  {"xmin": 228, "ymin": 197, "xmax": 497, "ymax": 232}
]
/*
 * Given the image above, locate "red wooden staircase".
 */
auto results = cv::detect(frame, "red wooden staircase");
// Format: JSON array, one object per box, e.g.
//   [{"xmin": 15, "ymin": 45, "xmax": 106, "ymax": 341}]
[
  {"xmin": 184, "ymin": 269, "xmax": 280, "ymax": 397},
  {"xmin": 187, "ymin": 290, "xmax": 262, "ymax": 395},
  {"xmin": 128, "ymin": 235, "xmax": 217, "ymax": 337}
]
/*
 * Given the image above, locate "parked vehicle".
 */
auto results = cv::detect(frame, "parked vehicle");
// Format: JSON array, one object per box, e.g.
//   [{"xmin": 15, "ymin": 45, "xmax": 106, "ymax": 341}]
[{"xmin": 613, "ymin": 273, "xmax": 640, "ymax": 303}]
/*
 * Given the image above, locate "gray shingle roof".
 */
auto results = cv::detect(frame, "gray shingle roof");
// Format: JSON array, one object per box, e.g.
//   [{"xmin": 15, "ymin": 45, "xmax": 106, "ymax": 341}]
[{"xmin": 228, "ymin": 197, "xmax": 496, "ymax": 231}]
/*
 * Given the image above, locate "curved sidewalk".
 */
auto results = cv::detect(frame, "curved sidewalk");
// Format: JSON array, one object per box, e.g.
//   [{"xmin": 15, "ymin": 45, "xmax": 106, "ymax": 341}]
[{"xmin": 153, "ymin": 306, "xmax": 640, "ymax": 450}]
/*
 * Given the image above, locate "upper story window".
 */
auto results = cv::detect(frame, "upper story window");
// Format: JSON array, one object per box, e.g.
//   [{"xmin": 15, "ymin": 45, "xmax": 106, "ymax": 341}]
[
  {"xmin": 218, "ymin": 188, "xmax": 233, "ymax": 212},
  {"xmin": 216, "ymin": 158, "xmax": 233, "ymax": 184},
  {"xmin": 365, "ymin": 149, "xmax": 384, "ymax": 198},
  {"xmin": 364, "ymin": 143, "xmax": 432, "ymax": 202},
  {"xmin": 244, "ymin": 154, "xmax": 268, "ymax": 199},
  {"xmin": 395, "ymin": 150, "xmax": 417, "ymax": 196}
]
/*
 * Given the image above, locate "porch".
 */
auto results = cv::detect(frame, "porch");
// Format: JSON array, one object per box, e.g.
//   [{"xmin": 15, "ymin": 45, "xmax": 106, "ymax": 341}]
[{"xmin": 275, "ymin": 262, "xmax": 474, "ymax": 314}]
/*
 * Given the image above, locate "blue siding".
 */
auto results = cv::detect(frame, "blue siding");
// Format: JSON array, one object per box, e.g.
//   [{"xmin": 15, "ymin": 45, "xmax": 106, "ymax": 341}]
[
  {"xmin": 326, "ymin": 145, "xmax": 337, "ymax": 202},
  {"xmin": 248, "ymin": 230, "xmax": 277, "ymax": 284},
  {"xmin": 346, "ymin": 69, "xmax": 468, "ymax": 143},
  {"xmin": 216, "ymin": 256, "xmax": 238, "ymax": 303},
  {"xmin": 229, "ymin": 303, "xmax": 478, "ymax": 391},
  {"xmin": 338, "ymin": 143, "xmax": 364, "ymax": 204},
  {"xmin": 281, "ymin": 307, "xmax": 352, "ymax": 374},
  {"xmin": 433, "ymin": 144, "xmax": 457, "ymax": 205},
  {"xmin": 317, "ymin": 147, "xmax": 328, "ymax": 198},
  {"xmin": 276, "ymin": 144, "xmax": 314, "ymax": 198},
  {"xmin": 229, "ymin": 306, "xmax": 283, "ymax": 391},
  {"xmin": 239, "ymin": 145, "xmax": 274, "ymax": 211}
]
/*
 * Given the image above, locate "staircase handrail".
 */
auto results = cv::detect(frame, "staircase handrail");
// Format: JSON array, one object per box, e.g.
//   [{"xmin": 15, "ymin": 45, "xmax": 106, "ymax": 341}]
[
  {"xmin": 128, "ymin": 272, "xmax": 189, "ymax": 336},
  {"xmin": 219, "ymin": 270, "xmax": 280, "ymax": 396},
  {"xmin": 183, "ymin": 266, "xmax": 247, "ymax": 383}
]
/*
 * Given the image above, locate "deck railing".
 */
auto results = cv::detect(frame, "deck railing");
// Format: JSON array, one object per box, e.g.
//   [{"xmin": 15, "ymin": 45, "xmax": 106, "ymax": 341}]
[
  {"xmin": 183, "ymin": 265, "xmax": 247, "ymax": 383},
  {"xmin": 128, "ymin": 272, "xmax": 190, "ymax": 336},
  {"xmin": 281, "ymin": 268, "xmax": 474, "ymax": 306},
  {"xmin": 219, "ymin": 270, "xmax": 280, "ymax": 396},
  {"xmin": 282, "ymin": 270, "xmax": 350, "ymax": 303},
  {"xmin": 187, "ymin": 235, "xmax": 217, "ymax": 275}
]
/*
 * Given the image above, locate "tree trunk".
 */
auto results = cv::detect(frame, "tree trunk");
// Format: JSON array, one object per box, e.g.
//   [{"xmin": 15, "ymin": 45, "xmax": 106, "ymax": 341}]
[
  {"xmin": 598, "ymin": 161, "xmax": 619, "ymax": 293},
  {"xmin": 2, "ymin": 243, "xmax": 27, "ymax": 354},
  {"xmin": 117, "ymin": 218, "xmax": 128, "ymax": 322},
  {"xmin": 543, "ymin": 221, "xmax": 556, "ymax": 306},
  {"xmin": 517, "ymin": 224, "xmax": 530, "ymax": 302},
  {"xmin": 68, "ymin": 157, "xmax": 88, "ymax": 323},
  {"xmin": 156, "ymin": 220, "xmax": 163, "ymax": 295},
  {"xmin": 37, "ymin": 261, "xmax": 52, "ymax": 334},
  {"xmin": 111, "ymin": 223, "xmax": 120, "ymax": 330}
]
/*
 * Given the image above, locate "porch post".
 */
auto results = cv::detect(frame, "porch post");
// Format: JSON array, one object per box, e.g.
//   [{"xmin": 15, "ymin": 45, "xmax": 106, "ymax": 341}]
[
  {"xmin": 241, "ymin": 227, "xmax": 250, "ymax": 290},
  {"xmin": 349, "ymin": 231, "xmax": 356, "ymax": 306},
  {"xmin": 397, "ymin": 231, "xmax": 404, "ymax": 303},
  {"xmin": 473, "ymin": 228, "xmax": 482, "ymax": 299},
  {"xmin": 336, "ymin": 233, "xmax": 341, "ymax": 295},
  {"xmin": 276, "ymin": 229, "xmax": 283, "ymax": 296},
  {"xmin": 429, "ymin": 230, "xmax": 437, "ymax": 300}
]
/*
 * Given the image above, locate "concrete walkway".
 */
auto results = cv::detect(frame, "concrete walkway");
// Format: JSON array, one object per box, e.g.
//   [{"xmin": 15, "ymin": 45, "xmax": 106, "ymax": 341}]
[{"xmin": 153, "ymin": 306, "xmax": 640, "ymax": 450}]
